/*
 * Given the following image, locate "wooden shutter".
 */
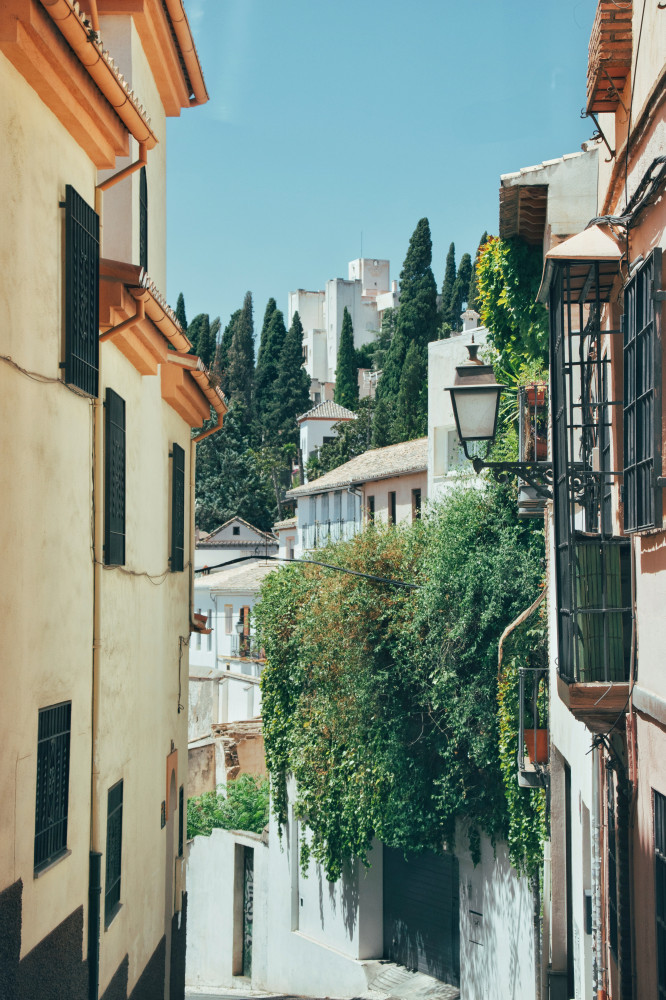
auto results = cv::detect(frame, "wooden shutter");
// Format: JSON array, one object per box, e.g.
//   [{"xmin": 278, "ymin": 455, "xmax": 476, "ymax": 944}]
[
  {"xmin": 105, "ymin": 389, "xmax": 126, "ymax": 566},
  {"xmin": 105, "ymin": 780, "xmax": 123, "ymax": 924},
  {"xmin": 64, "ymin": 185, "xmax": 99, "ymax": 396},
  {"xmin": 171, "ymin": 443, "xmax": 185, "ymax": 572},
  {"xmin": 623, "ymin": 248, "xmax": 663, "ymax": 532}
]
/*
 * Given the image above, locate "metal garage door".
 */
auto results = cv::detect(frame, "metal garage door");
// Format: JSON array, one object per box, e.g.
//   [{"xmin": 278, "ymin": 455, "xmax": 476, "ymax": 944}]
[{"xmin": 383, "ymin": 846, "xmax": 460, "ymax": 987}]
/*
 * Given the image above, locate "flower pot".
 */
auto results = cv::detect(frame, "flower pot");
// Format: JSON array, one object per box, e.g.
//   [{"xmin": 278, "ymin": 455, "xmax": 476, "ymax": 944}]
[
  {"xmin": 524, "ymin": 729, "xmax": 548, "ymax": 763},
  {"xmin": 535, "ymin": 436, "xmax": 548, "ymax": 460},
  {"xmin": 525, "ymin": 384, "xmax": 547, "ymax": 407}
]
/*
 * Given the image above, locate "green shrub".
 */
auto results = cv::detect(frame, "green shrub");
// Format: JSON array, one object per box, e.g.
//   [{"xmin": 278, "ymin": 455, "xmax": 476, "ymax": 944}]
[{"xmin": 187, "ymin": 773, "xmax": 270, "ymax": 840}]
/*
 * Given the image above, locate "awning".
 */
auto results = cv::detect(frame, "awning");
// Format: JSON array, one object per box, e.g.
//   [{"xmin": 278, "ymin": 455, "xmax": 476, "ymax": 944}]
[{"xmin": 537, "ymin": 223, "xmax": 624, "ymax": 304}]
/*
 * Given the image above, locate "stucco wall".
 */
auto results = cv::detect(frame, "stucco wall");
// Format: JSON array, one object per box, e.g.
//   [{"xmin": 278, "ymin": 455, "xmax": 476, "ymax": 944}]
[{"xmin": 360, "ymin": 470, "xmax": 427, "ymax": 525}]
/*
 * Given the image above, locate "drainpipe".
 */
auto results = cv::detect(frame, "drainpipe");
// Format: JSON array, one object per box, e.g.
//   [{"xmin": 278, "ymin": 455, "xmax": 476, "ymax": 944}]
[
  {"xmin": 591, "ymin": 743, "xmax": 602, "ymax": 997},
  {"xmin": 99, "ymin": 297, "xmax": 145, "ymax": 343},
  {"xmin": 95, "ymin": 142, "xmax": 148, "ymax": 218},
  {"xmin": 87, "ymin": 385, "xmax": 104, "ymax": 999},
  {"xmin": 188, "ymin": 441, "xmax": 196, "ymax": 652},
  {"xmin": 88, "ymin": 0, "xmax": 100, "ymax": 34}
]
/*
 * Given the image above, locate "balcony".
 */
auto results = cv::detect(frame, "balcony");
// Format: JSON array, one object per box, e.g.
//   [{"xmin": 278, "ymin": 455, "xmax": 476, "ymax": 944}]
[
  {"xmin": 230, "ymin": 635, "xmax": 265, "ymax": 661},
  {"xmin": 557, "ymin": 535, "xmax": 632, "ymax": 731},
  {"xmin": 586, "ymin": 0, "xmax": 632, "ymax": 115},
  {"xmin": 301, "ymin": 519, "xmax": 360, "ymax": 550}
]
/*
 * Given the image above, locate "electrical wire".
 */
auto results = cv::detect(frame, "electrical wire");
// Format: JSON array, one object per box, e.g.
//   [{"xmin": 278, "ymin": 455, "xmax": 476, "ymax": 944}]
[
  {"xmin": 0, "ymin": 353, "xmax": 94, "ymax": 399},
  {"xmin": 196, "ymin": 552, "xmax": 419, "ymax": 590}
]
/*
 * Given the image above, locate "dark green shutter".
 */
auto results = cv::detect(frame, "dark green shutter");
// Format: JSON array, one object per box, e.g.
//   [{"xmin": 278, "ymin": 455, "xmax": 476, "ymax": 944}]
[
  {"xmin": 105, "ymin": 389, "xmax": 126, "ymax": 566},
  {"xmin": 171, "ymin": 443, "xmax": 185, "ymax": 572},
  {"xmin": 64, "ymin": 185, "xmax": 99, "ymax": 396},
  {"xmin": 139, "ymin": 167, "xmax": 148, "ymax": 273}
]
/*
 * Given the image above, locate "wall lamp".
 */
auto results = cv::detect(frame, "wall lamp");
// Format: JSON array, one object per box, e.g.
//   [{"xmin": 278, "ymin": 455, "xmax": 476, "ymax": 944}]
[{"xmin": 446, "ymin": 344, "xmax": 553, "ymax": 498}]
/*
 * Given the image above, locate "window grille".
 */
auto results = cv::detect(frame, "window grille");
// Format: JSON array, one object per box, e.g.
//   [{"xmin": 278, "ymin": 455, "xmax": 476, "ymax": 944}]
[
  {"xmin": 389, "ymin": 491, "xmax": 397, "ymax": 525},
  {"xmin": 178, "ymin": 785, "xmax": 184, "ymax": 858},
  {"xmin": 105, "ymin": 780, "xmax": 123, "ymax": 924},
  {"xmin": 549, "ymin": 260, "xmax": 631, "ymax": 682},
  {"xmin": 105, "ymin": 389, "xmax": 126, "ymax": 566},
  {"xmin": 608, "ymin": 774, "xmax": 618, "ymax": 959},
  {"xmin": 655, "ymin": 789, "xmax": 666, "ymax": 998},
  {"xmin": 34, "ymin": 702, "xmax": 71, "ymax": 872},
  {"xmin": 171, "ymin": 443, "xmax": 185, "ymax": 572},
  {"xmin": 623, "ymin": 249, "xmax": 663, "ymax": 532},
  {"xmin": 64, "ymin": 185, "xmax": 99, "ymax": 396},
  {"xmin": 139, "ymin": 166, "xmax": 148, "ymax": 272},
  {"xmin": 412, "ymin": 488, "xmax": 422, "ymax": 521}
]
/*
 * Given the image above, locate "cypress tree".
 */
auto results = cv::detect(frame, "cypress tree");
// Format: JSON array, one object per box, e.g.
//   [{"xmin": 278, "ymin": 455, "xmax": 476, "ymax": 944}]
[
  {"xmin": 189, "ymin": 313, "xmax": 213, "ymax": 368},
  {"xmin": 264, "ymin": 311, "xmax": 311, "ymax": 448},
  {"xmin": 334, "ymin": 307, "xmax": 358, "ymax": 410},
  {"xmin": 451, "ymin": 253, "xmax": 473, "ymax": 331},
  {"xmin": 175, "ymin": 292, "xmax": 188, "ymax": 332},
  {"xmin": 227, "ymin": 291, "xmax": 255, "ymax": 410},
  {"xmin": 376, "ymin": 218, "xmax": 437, "ymax": 441},
  {"xmin": 215, "ymin": 309, "xmax": 241, "ymax": 394},
  {"xmin": 394, "ymin": 342, "xmax": 427, "ymax": 441},
  {"xmin": 468, "ymin": 231, "xmax": 489, "ymax": 312},
  {"xmin": 257, "ymin": 298, "xmax": 277, "ymax": 369},
  {"xmin": 441, "ymin": 242, "xmax": 457, "ymax": 330},
  {"xmin": 371, "ymin": 396, "xmax": 394, "ymax": 448},
  {"xmin": 255, "ymin": 307, "xmax": 287, "ymax": 438}
]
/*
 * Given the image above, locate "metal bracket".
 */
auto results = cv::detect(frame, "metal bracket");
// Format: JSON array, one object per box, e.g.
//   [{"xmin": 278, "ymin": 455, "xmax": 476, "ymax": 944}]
[
  {"xmin": 581, "ymin": 108, "xmax": 616, "ymax": 162},
  {"xmin": 464, "ymin": 444, "xmax": 553, "ymax": 499}
]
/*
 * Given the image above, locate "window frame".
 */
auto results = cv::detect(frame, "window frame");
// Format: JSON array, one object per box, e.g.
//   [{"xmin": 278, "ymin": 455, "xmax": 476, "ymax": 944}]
[
  {"xmin": 64, "ymin": 185, "xmax": 99, "ymax": 397},
  {"xmin": 105, "ymin": 779, "xmax": 123, "ymax": 926},
  {"xmin": 104, "ymin": 388, "xmax": 126, "ymax": 566},
  {"xmin": 388, "ymin": 491, "xmax": 397, "ymax": 525},
  {"xmin": 170, "ymin": 442, "xmax": 185, "ymax": 572},
  {"xmin": 623, "ymin": 248, "xmax": 663, "ymax": 532},
  {"xmin": 34, "ymin": 702, "xmax": 72, "ymax": 873}
]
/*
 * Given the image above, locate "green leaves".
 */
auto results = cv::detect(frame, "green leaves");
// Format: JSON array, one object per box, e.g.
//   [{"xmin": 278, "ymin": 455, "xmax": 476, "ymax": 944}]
[
  {"xmin": 187, "ymin": 774, "xmax": 270, "ymax": 839},
  {"xmin": 334, "ymin": 307, "xmax": 359, "ymax": 410},
  {"xmin": 255, "ymin": 481, "xmax": 545, "ymax": 879}
]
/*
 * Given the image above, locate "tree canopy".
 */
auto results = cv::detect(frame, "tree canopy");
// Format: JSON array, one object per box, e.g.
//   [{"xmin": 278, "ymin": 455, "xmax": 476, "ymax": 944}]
[
  {"xmin": 227, "ymin": 291, "xmax": 255, "ymax": 411},
  {"xmin": 334, "ymin": 307, "xmax": 359, "ymax": 410}
]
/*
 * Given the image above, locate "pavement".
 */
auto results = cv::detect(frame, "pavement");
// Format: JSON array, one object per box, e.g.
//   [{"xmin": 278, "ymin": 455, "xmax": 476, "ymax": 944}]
[{"xmin": 185, "ymin": 963, "xmax": 460, "ymax": 1000}]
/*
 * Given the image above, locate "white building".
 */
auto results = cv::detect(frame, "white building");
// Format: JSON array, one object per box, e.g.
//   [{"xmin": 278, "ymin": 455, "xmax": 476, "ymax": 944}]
[
  {"xmin": 289, "ymin": 257, "xmax": 399, "ymax": 401},
  {"xmin": 195, "ymin": 516, "xmax": 278, "ymax": 570},
  {"xmin": 297, "ymin": 399, "xmax": 357, "ymax": 479},
  {"xmin": 427, "ymin": 317, "xmax": 490, "ymax": 501},
  {"xmin": 286, "ymin": 437, "xmax": 428, "ymax": 558},
  {"xmin": 272, "ymin": 516, "xmax": 298, "ymax": 560}
]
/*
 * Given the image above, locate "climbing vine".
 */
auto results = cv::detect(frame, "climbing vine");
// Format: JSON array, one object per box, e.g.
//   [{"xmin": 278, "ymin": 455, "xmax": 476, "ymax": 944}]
[{"xmin": 255, "ymin": 481, "xmax": 546, "ymax": 881}]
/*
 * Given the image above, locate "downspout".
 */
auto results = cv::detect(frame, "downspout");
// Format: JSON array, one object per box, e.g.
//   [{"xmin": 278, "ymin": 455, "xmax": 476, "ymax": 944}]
[
  {"xmin": 88, "ymin": 386, "xmax": 104, "ymax": 999},
  {"xmin": 99, "ymin": 297, "xmax": 145, "ymax": 343},
  {"xmin": 591, "ymin": 743, "xmax": 602, "ymax": 998},
  {"xmin": 88, "ymin": 0, "xmax": 100, "ymax": 34},
  {"xmin": 95, "ymin": 142, "xmax": 148, "ymax": 219},
  {"xmin": 188, "ymin": 441, "xmax": 196, "ymax": 644}
]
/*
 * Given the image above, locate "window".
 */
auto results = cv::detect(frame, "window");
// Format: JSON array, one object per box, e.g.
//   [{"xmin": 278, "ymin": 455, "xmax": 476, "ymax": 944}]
[
  {"xmin": 34, "ymin": 702, "xmax": 71, "ymax": 872},
  {"xmin": 412, "ymin": 488, "xmax": 422, "ymax": 521},
  {"xmin": 105, "ymin": 780, "xmax": 123, "ymax": 924},
  {"xmin": 654, "ymin": 789, "xmax": 666, "ymax": 998},
  {"xmin": 178, "ymin": 785, "xmax": 184, "ymax": 858},
  {"xmin": 286, "ymin": 537, "xmax": 295, "ymax": 560},
  {"xmin": 232, "ymin": 525, "xmax": 240, "ymax": 536},
  {"xmin": 225, "ymin": 605, "xmax": 233, "ymax": 634},
  {"xmin": 105, "ymin": 389, "xmax": 125, "ymax": 566},
  {"xmin": 608, "ymin": 774, "xmax": 618, "ymax": 959},
  {"xmin": 139, "ymin": 166, "xmax": 148, "ymax": 272},
  {"xmin": 549, "ymin": 259, "xmax": 631, "ymax": 683},
  {"xmin": 64, "ymin": 185, "xmax": 99, "ymax": 397},
  {"xmin": 388, "ymin": 491, "xmax": 397, "ymax": 525},
  {"xmin": 321, "ymin": 493, "xmax": 329, "ymax": 523},
  {"xmin": 367, "ymin": 495, "xmax": 375, "ymax": 521},
  {"xmin": 623, "ymin": 249, "xmax": 663, "ymax": 532},
  {"xmin": 171, "ymin": 443, "xmax": 185, "ymax": 572}
]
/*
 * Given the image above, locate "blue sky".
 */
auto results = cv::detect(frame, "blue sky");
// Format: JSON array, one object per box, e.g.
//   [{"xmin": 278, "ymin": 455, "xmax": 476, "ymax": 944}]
[{"xmin": 166, "ymin": 0, "xmax": 597, "ymax": 334}]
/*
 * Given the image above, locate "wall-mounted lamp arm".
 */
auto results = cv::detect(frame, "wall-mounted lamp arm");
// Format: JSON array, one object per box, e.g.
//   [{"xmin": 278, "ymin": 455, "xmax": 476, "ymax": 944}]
[{"xmin": 461, "ymin": 441, "xmax": 553, "ymax": 499}]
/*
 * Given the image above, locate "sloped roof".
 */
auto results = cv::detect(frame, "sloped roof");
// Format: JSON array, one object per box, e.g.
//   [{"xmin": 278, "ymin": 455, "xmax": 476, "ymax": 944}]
[
  {"xmin": 195, "ymin": 560, "xmax": 276, "ymax": 594},
  {"xmin": 200, "ymin": 517, "xmax": 277, "ymax": 544},
  {"xmin": 273, "ymin": 517, "xmax": 298, "ymax": 531},
  {"xmin": 286, "ymin": 437, "xmax": 428, "ymax": 498},
  {"xmin": 297, "ymin": 400, "xmax": 358, "ymax": 423}
]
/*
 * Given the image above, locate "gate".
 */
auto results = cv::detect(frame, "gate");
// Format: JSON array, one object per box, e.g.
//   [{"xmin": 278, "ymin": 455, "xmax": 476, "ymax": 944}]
[{"xmin": 383, "ymin": 847, "xmax": 460, "ymax": 987}]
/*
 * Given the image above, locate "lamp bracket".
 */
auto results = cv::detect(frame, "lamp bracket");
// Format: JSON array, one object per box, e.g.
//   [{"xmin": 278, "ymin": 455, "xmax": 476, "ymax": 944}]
[{"xmin": 464, "ymin": 443, "xmax": 553, "ymax": 498}]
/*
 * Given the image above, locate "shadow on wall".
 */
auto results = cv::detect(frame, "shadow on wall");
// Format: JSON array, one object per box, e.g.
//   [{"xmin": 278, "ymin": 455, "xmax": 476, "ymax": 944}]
[{"xmin": 315, "ymin": 858, "xmax": 360, "ymax": 939}]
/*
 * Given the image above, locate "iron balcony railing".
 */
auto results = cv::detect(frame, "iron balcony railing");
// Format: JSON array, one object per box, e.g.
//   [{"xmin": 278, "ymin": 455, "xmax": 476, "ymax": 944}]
[
  {"xmin": 301, "ymin": 519, "xmax": 360, "ymax": 550},
  {"xmin": 230, "ymin": 635, "xmax": 265, "ymax": 661}
]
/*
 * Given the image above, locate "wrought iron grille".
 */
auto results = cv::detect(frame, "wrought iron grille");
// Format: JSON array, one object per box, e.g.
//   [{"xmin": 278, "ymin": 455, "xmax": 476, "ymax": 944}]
[
  {"xmin": 171, "ymin": 443, "xmax": 185, "ymax": 572},
  {"xmin": 34, "ymin": 702, "xmax": 71, "ymax": 872},
  {"xmin": 517, "ymin": 667, "xmax": 548, "ymax": 779},
  {"xmin": 139, "ymin": 166, "xmax": 148, "ymax": 273},
  {"xmin": 655, "ymin": 789, "xmax": 666, "ymax": 998},
  {"xmin": 608, "ymin": 773, "xmax": 618, "ymax": 959},
  {"xmin": 64, "ymin": 186, "xmax": 99, "ymax": 396},
  {"xmin": 105, "ymin": 389, "xmax": 126, "ymax": 566},
  {"xmin": 105, "ymin": 780, "xmax": 123, "ymax": 923},
  {"xmin": 550, "ymin": 261, "xmax": 632, "ymax": 683},
  {"xmin": 623, "ymin": 248, "xmax": 663, "ymax": 532}
]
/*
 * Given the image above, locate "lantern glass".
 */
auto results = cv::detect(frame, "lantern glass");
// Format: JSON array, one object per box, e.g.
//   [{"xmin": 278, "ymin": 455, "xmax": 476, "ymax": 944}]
[
  {"xmin": 451, "ymin": 385, "xmax": 502, "ymax": 442},
  {"xmin": 235, "ymin": 615, "xmax": 244, "ymax": 636}
]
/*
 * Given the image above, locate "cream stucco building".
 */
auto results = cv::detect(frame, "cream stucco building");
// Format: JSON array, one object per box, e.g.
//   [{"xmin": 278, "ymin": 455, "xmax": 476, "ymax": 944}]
[{"xmin": 0, "ymin": 3, "xmax": 223, "ymax": 999}]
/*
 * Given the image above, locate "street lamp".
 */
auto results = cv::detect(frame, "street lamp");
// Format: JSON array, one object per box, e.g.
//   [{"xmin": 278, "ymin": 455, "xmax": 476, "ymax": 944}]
[{"xmin": 446, "ymin": 343, "xmax": 553, "ymax": 498}]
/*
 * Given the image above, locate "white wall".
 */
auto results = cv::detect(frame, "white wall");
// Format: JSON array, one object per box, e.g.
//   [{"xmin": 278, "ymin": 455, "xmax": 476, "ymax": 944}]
[
  {"xmin": 360, "ymin": 471, "xmax": 427, "ymax": 526},
  {"xmin": 457, "ymin": 825, "xmax": 536, "ymax": 1000},
  {"xmin": 428, "ymin": 330, "xmax": 489, "ymax": 500}
]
